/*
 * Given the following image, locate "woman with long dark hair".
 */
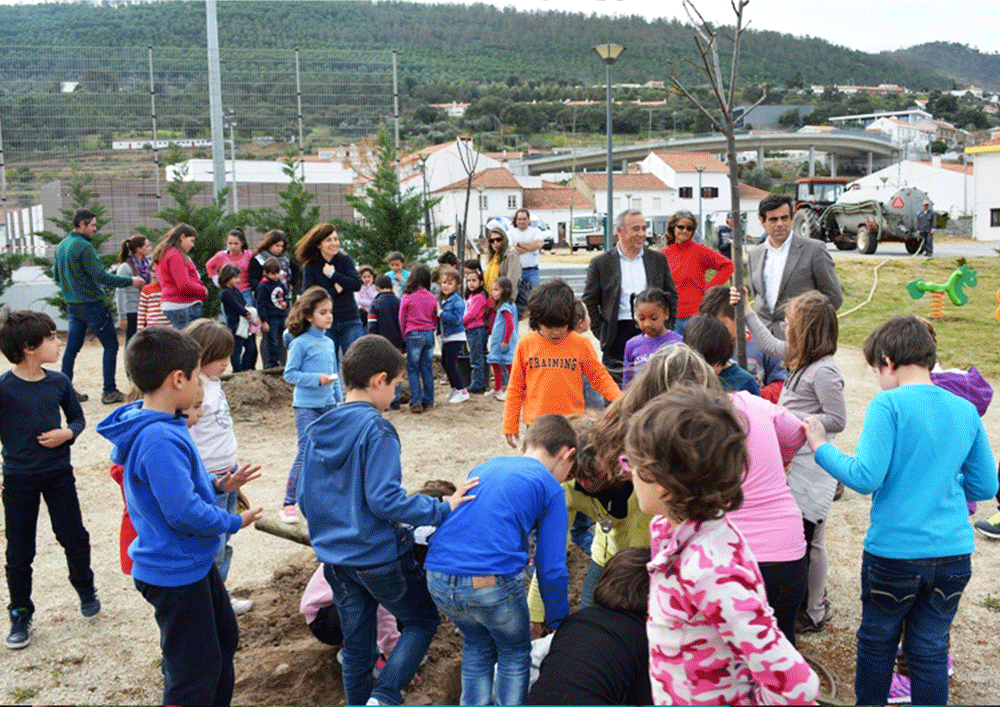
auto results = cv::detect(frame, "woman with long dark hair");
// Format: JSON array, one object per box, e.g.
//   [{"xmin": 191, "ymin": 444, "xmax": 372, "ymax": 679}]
[
  {"xmin": 115, "ymin": 234, "xmax": 152, "ymax": 348},
  {"xmin": 151, "ymin": 223, "xmax": 208, "ymax": 329},
  {"xmin": 296, "ymin": 223, "xmax": 364, "ymax": 358}
]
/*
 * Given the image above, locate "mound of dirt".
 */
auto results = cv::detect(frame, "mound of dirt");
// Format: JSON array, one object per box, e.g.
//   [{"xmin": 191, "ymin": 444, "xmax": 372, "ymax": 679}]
[{"xmin": 222, "ymin": 369, "xmax": 293, "ymax": 413}]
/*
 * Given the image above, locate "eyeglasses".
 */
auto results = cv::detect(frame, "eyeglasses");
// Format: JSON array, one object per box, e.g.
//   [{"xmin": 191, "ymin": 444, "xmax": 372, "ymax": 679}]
[
  {"xmin": 674, "ymin": 224, "xmax": 695, "ymax": 232},
  {"xmin": 489, "ymin": 238, "xmax": 503, "ymax": 243}
]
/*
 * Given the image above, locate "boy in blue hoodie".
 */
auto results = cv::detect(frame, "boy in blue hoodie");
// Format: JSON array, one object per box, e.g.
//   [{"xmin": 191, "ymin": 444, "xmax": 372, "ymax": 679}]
[
  {"xmin": 96, "ymin": 326, "xmax": 263, "ymax": 707},
  {"xmin": 297, "ymin": 334, "xmax": 477, "ymax": 706}
]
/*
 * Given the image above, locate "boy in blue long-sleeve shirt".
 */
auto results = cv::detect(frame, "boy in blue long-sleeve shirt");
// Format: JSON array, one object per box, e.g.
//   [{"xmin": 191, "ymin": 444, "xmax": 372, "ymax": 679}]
[
  {"xmin": 297, "ymin": 334, "xmax": 476, "ymax": 707},
  {"xmin": 424, "ymin": 414, "xmax": 576, "ymax": 706},
  {"xmin": 96, "ymin": 326, "xmax": 262, "ymax": 707},
  {"xmin": 804, "ymin": 315, "xmax": 997, "ymax": 707}
]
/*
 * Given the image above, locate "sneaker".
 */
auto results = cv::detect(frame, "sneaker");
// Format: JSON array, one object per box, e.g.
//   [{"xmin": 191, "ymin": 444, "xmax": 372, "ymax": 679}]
[
  {"xmin": 975, "ymin": 511, "xmax": 1000, "ymax": 539},
  {"xmin": 483, "ymin": 389, "xmax": 498, "ymax": 398},
  {"xmin": 74, "ymin": 389, "xmax": 89, "ymax": 403},
  {"xmin": 947, "ymin": 653, "xmax": 954, "ymax": 676},
  {"xmin": 449, "ymin": 389, "xmax": 470, "ymax": 404},
  {"xmin": 495, "ymin": 390, "xmax": 506, "ymax": 402},
  {"xmin": 80, "ymin": 594, "xmax": 101, "ymax": 619},
  {"xmin": 887, "ymin": 672, "xmax": 911, "ymax": 704},
  {"xmin": 101, "ymin": 389, "xmax": 125, "ymax": 405},
  {"xmin": 797, "ymin": 600, "xmax": 833, "ymax": 634},
  {"xmin": 468, "ymin": 387, "xmax": 486, "ymax": 395},
  {"xmin": 365, "ymin": 699, "xmax": 381, "ymax": 706},
  {"xmin": 389, "ymin": 401, "xmax": 401, "ymax": 410},
  {"xmin": 230, "ymin": 597, "xmax": 254, "ymax": 615},
  {"xmin": 422, "ymin": 401, "xmax": 434, "ymax": 411},
  {"xmin": 6, "ymin": 609, "xmax": 31, "ymax": 650},
  {"xmin": 410, "ymin": 402, "xmax": 424, "ymax": 414},
  {"xmin": 279, "ymin": 505, "xmax": 299, "ymax": 524}
]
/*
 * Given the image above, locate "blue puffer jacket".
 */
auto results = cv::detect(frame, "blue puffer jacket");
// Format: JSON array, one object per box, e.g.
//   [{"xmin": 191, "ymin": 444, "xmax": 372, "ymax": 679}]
[{"xmin": 438, "ymin": 292, "xmax": 466, "ymax": 338}]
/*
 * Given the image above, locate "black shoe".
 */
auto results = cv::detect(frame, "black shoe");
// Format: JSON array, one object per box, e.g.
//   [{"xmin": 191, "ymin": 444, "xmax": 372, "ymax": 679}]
[
  {"xmin": 6, "ymin": 609, "xmax": 31, "ymax": 649},
  {"xmin": 468, "ymin": 387, "xmax": 486, "ymax": 395},
  {"xmin": 101, "ymin": 389, "xmax": 125, "ymax": 405},
  {"xmin": 75, "ymin": 389, "xmax": 89, "ymax": 403},
  {"xmin": 422, "ymin": 401, "xmax": 434, "ymax": 411},
  {"xmin": 80, "ymin": 593, "xmax": 101, "ymax": 619},
  {"xmin": 389, "ymin": 401, "xmax": 401, "ymax": 410},
  {"xmin": 409, "ymin": 403, "xmax": 423, "ymax": 414}
]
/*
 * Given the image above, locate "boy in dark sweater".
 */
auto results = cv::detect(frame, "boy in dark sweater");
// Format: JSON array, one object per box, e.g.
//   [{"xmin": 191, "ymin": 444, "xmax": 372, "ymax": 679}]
[
  {"xmin": 96, "ymin": 326, "xmax": 262, "ymax": 706},
  {"xmin": 255, "ymin": 257, "xmax": 290, "ymax": 368},
  {"xmin": 683, "ymin": 313, "xmax": 761, "ymax": 396},
  {"xmin": 367, "ymin": 275, "xmax": 405, "ymax": 409},
  {"xmin": 1, "ymin": 310, "xmax": 92, "ymax": 650}
]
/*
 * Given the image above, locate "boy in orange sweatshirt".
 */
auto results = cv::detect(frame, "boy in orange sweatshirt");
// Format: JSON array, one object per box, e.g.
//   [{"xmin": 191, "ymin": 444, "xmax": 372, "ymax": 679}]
[{"xmin": 503, "ymin": 279, "xmax": 620, "ymax": 447}]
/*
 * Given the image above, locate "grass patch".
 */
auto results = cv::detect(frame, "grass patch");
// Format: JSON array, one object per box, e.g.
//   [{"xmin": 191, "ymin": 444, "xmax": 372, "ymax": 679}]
[
  {"xmin": 7, "ymin": 686, "xmax": 42, "ymax": 704},
  {"xmin": 983, "ymin": 593, "xmax": 1000, "ymax": 612}
]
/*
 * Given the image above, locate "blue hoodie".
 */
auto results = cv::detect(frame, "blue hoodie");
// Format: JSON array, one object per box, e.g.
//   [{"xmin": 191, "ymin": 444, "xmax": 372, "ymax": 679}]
[
  {"xmin": 438, "ymin": 291, "xmax": 466, "ymax": 338},
  {"xmin": 96, "ymin": 402, "xmax": 242, "ymax": 586},
  {"xmin": 297, "ymin": 401, "xmax": 451, "ymax": 567}
]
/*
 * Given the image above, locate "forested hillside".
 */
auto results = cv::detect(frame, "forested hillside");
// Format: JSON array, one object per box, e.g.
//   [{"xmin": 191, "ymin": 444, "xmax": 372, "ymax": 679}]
[
  {"xmin": 890, "ymin": 42, "xmax": 1000, "ymax": 92},
  {"xmin": 0, "ymin": 0, "xmax": 953, "ymax": 90}
]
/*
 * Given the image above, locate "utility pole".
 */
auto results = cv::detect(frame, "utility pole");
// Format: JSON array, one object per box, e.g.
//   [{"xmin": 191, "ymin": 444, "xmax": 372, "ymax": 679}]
[{"xmin": 206, "ymin": 0, "xmax": 225, "ymax": 198}]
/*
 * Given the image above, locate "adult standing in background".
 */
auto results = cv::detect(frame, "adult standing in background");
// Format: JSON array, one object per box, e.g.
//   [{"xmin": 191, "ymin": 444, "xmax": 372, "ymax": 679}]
[
  {"xmin": 917, "ymin": 199, "xmax": 935, "ymax": 257},
  {"xmin": 151, "ymin": 223, "xmax": 208, "ymax": 331},
  {"xmin": 54, "ymin": 209, "xmax": 145, "ymax": 404},
  {"xmin": 747, "ymin": 194, "xmax": 842, "ymax": 338},
  {"xmin": 508, "ymin": 208, "xmax": 542, "ymax": 316},
  {"xmin": 249, "ymin": 230, "xmax": 300, "ymax": 296},
  {"xmin": 483, "ymin": 227, "xmax": 522, "ymax": 296},
  {"xmin": 115, "ymin": 234, "xmax": 153, "ymax": 352},
  {"xmin": 660, "ymin": 209, "xmax": 733, "ymax": 335},
  {"xmin": 582, "ymin": 209, "xmax": 678, "ymax": 385},
  {"xmin": 297, "ymin": 223, "xmax": 364, "ymax": 358}
]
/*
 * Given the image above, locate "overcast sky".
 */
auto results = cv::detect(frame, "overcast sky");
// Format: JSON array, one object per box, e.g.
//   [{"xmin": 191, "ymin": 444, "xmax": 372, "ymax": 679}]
[{"xmin": 408, "ymin": 0, "xmax": 999, "ymax": 54}]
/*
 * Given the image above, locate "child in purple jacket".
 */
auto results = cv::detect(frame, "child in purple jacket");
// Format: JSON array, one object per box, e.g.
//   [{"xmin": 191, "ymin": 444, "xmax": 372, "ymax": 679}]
[{"xmin": 621, "ymin": 288, "xmax": 682, "ymax": 388}]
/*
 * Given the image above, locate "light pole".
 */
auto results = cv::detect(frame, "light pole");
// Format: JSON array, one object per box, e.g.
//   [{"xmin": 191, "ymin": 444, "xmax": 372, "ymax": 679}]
[
  {"xmin": 476, "ymin": 185, "xmax": 485, "ymax": 245},
  {"xmin": 593, "ymin": 42, "xmax": 625, "ymax": 252},
  {"xmin": 224, "ymin": 107, "xmax": 238, "ymax": 213},
  {"xmin": 695, "ymin": 164, "xmax": 706, "ymax": 243}
]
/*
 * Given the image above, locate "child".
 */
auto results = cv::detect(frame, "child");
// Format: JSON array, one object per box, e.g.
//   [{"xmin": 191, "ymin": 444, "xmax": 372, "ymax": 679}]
[
  {"xmin": 621, "ymin": 287, "xmax": 682, "ymax": 388},
  {"xmin": 384, "ymin": 251, "xmax": 410, "ymax": 299},
  {"xmin": 438, "ymin": 267, "xmax": 469, "ymax": 403},
  {"xmin": 425, "ymin": 414, "xmax": 576, "ymax": 705},
  {"xmin": 115, "ymin": 235, "xmax": 152, "ymax": 350},
  {"xmin": 804, "ymin": 315, "xmax": 996, "ymax": 706},
  {"xmin": 136, "ymin": 270, "xmax": 170, "ymax": 330},
  {"xmin": 463, "ymin": 268, "xmax": 490, "ymax": 395},
  {"xmin": 1, "ymin": 310, "xmax": 93, "ymax": 650},
  {"xmin": 184, "ymin": 319, "xmax": 262, "ymax": 615},
  {"xmin": 624, "ymin": 386, "xmax": 819, "ymax": 705},
  {"xmin": 96, "ymin": 326, "xmax": 263, "ymax": 707},
  {"xmin": 255, "ymin": 257, "xmax": 290, "ymax": 369},
  {"xmin": 356, "ymin": 264, "xmax": 378, "ymax": 315},
  {"xmin": 736, "ymin": 287, "xmax": 846, "ymax": 634},
  {"xmin": 280, "ymin": 286, "xmax": 342, "ymax": 524},
  {"xmin": 486, "ymin": 276, "xmax": 518, "ymax": 401},
  {"xmin": 683, "ymin": 313, "xmax": 760, "ymax": 395},
  {"xmin": 700, "ymin": 285, "xmax": 785, "ymax": 402},
  {"xmin": 398, "ymin": 263, "xmax": 438, "ymax": 413},
  {"xmin": 502, "ymin": 279, "xmax": 620, "ymax": 448},
  {"xmin": 297, "ymin": 334, "xmax": 477, "ymax": 706},
  {"xmin": 367, "ymin": 275, "xmax": 404, "ymax": 410},
  {"xmin": 218, "ymin": 263, "xmax": 257, "ymax": 373}
]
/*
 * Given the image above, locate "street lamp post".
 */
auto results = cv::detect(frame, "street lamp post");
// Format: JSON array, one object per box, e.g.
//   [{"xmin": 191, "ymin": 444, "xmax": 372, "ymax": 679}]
[
  {"xmin": 476, "ymin": 185, "xmax": 485, "ymax": 245},
  {"xmin": 593, "ymin": 42, "xmax": 625, "ymax": 252},
  {"xmin": 695, "ymin": 164, "xmax": 706, "ymax": 243}
]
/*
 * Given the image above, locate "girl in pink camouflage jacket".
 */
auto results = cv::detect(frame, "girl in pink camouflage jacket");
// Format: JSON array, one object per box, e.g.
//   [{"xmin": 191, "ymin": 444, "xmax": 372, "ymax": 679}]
[{"xmin": 623, "ymin": 385, "xmax": 819, "ymax": 706}]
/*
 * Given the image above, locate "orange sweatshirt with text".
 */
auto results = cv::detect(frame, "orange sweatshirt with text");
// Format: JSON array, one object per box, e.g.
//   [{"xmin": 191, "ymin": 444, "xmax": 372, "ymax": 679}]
[{"xmin": 502, "ymin": 331, "xmax": 621, "ymax": 435}]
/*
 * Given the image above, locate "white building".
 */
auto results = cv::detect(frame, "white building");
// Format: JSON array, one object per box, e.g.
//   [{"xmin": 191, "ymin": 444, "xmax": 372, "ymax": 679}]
[
  {"xmin": 846, "ymin": 158, "xmax": 973, "ymax": 217},
  {"xmin": 638, "ymin": 151, "xmax": 731, "ymax": 220},
  {"xmin": 523, "ymin": 181, "xmax": 594, "ymax": 246},
  {"xmin": 395, "ymin": 139, "xmax": 503, "ymax": 196},
  {"xmin": 568, "ymin": 172, "xmax": 675, "ymax": 218},
  {"xmin": 432, "ymin": 167, "xmax": 524, "ymax": 242},
  {"xmin": 865, "ymin": 117, "xmax": 933, "ymax": 156},
  {"xmin": 965, "ymin": 138, "xmax": 1000, "ymax": 241},
  {"xmin": 165, "ymin": 158, "xmax": 354, "ymax": 185}
]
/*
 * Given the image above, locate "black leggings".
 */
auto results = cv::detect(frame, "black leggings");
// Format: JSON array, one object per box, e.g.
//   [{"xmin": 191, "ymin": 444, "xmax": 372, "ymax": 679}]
[
  {"xmin": 441, "ymin": 340, "xmax": 465, "ymax": 390},
  {"xmin": 758, "ymin": 555, "xmax": 808, "ymax": 647}
]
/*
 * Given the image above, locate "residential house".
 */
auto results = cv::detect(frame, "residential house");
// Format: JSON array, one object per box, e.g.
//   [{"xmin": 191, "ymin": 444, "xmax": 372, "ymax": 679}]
[
  {"xmin": 638, "ymin": 151, "xmax": 731, "ymax": 225},
  {"xmin": 964, "ymin": 138, "xmax": 1000, "ymax": 240},
  {"xmin": 432, "ymin": 167, "xmax": 523, "ymax": 242},
  {"xmin": 522, "ymin": 181, "xmax": 594, "ymax": 246},
  {"xmin": 568, "ymin": 172, "xmax": 674, "ymax": 219}
]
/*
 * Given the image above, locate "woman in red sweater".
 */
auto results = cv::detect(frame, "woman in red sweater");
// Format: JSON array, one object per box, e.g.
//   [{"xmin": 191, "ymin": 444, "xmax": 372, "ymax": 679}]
[
  {"xmin": 152, "ymin": 223, "xmax": 209, "ymax": 329},
  {"xmin": 660, "ymin": 210, "xmax": 733, "ymax": 335}
]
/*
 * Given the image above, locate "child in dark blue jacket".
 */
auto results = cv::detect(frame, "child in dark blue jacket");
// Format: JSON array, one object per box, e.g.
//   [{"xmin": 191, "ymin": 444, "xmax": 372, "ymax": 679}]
[
  {"xmin": 255, "ymin": 257, "xmax": 290, "ymax": 368},
  {"xmin": 218, "ymin": 264, "xmax": 256, "ymax": 373},
  {"xmin": 297, "ymin": 334, "xmax": 477, "ymax": 706},
  {"xmin": 437, "ymin": 267, "xmax": 469, "ymax": 403},
  {"xmin": 367, "ymin": 275, "xmax": 404, "ymax": 409}
]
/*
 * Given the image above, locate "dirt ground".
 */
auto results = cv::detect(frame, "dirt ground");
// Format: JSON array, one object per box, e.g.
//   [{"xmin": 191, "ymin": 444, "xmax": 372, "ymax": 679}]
[{"xmin": 3, "ymin": 334, "xmax": 1000, "ymax": 705}]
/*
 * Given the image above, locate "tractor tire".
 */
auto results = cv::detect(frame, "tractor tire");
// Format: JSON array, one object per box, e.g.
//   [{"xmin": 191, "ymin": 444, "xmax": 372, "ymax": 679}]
[
  {"xmin": 905, "ymin": 237, "xmax": 921, "ymax": 254},
  {"xmin": 856, "ymin": 225, "xmax": 878, "ymax": 255},
  {"xmin": 793, "ymin": 209, "xmax": 823, "ymax": 241}
]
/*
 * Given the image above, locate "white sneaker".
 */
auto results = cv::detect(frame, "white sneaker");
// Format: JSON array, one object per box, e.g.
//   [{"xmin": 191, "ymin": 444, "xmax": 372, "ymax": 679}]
[
  {"xmin": 230, "ymin": 597, "xmax": 254, "ymax": 615},
  {"xmin": 449, "ymin": 389, "xmax": 470, "ymax": 404},
  {"xmin": 278, "ymin": 505, "xmax": 299, "ymax": 524},
  {"xmin": 495, "ymin": 390, "xmax": 506, "ymax": 402},
  {"xmin": 483, "ymin": 389, "xmax": 497, "ymax": 398}
]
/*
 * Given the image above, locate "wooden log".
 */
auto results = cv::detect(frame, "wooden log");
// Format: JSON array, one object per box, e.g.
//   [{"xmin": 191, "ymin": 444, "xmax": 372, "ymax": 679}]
[{"xmin": 253, "ymin": 515, "xmax": 313, "ymax": 547}]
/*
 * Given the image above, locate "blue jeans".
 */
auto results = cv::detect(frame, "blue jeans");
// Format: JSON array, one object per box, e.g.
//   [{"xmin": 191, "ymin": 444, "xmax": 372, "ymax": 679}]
[
  {"xmin": 466, "ymin": 326, "xmax": 488, "ymax": 391},
  {"xmin": 263, "ymin": 316, "xmax": 286, "ymax": 368},
  {"xmin": 325, "ymin": 552, "xmax": 440, "ymax": 705},
  {"xmin": 230, "ymin": 334, "xmax": 256, "ymax": 373},
  {"xmin": 521, "ymin": 265, "xmax": 540, "ymax": 289},
  {"xmin": 855, "ymin": 551, "xmax": 971, "ymax": 706},
  {"xmin": 162, "ymin": 302, "xmax": 202, "ymax": 330},
  {"xmin": 327, "ymin": 317, "xmax": 365, "ymax": 359},
  {"xmin": 405, "ymin": 330, "xmax": 435, "ymax": 405},
  {"xmin": 285, "ymin": 406, "xmax": 334, "ymax": 506},
  {"xmin": 214, "ymin": 481, "xmax": 238, "ymax": 582},
  {"xmin": 426, "ymin": 571, "xmax": 531, "ymax": 706},
  {"xmin": 579, "ymin": 559, "xmax": 603, "ymax": 610},
  {"xmin": 63, "ymin": 301, "xmax": 119, "ymax": 393}
]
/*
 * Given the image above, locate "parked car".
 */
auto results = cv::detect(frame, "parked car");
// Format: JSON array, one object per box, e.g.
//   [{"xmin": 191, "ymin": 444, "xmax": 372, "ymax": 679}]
[{"xmin": 533, "ymin": 219, "xmax": 554, "ymax": 250}]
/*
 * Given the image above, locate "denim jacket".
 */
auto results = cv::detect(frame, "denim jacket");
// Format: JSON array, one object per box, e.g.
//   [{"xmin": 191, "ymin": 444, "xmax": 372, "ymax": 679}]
[{"xmin": 438, "ymin": 292, "xmax": 466, "ymax": 338}]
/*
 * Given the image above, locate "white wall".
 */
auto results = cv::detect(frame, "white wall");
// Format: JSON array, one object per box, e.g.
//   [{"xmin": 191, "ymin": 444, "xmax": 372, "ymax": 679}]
[{"xmin": 971, "ymin": 151, "xmax": 1000, "ymax": 241}]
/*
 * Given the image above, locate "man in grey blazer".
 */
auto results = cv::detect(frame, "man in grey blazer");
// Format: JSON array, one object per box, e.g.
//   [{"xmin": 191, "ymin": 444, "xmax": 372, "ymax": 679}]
[
  {"xmin": 582, "ymin": 209, "xmax": 678, "ymax": 384},
  {"xmin": 748, "ymin": 194, "xmax": 843, "ymax": 337}
]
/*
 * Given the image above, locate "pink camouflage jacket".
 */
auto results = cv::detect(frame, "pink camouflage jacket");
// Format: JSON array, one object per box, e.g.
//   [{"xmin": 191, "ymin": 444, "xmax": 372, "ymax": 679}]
[{"xmin": 647, "ymin": 514, "xmax": 819, "ymax": 705}]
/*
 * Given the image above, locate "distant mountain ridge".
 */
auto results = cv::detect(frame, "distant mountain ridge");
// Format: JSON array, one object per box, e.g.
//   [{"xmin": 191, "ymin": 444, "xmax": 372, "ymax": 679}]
[
  {"xmin": 0, "ymin": 1, "xmax": 976, "ymax": 90},
  {"xmin": 889, "ymin": 42, "xmax": 1000, "ymax": 92}
]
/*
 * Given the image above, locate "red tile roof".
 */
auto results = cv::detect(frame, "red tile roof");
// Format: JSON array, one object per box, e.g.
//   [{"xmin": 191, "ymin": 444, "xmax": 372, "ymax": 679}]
[
  {"xmin": 738, "ymin": 182, "xmax": 771, "ymax": 200},
  {"xmin": 523, "ymin": 182, "xmax": 592, "ymax": 210},
  {"xmin": 914, "ymin": 160, "xmax": 973, "ymax": 175},
  {"xmin": 434, "ymin": 167, "xmax": 522, "ymax": 193},
  {"xmin": 649, "ymin": 151, "xmax": 728, "ymax": 173},
  {"xmin": 573, "ymin": 172, "xmax": 672, "ymax": 191}
]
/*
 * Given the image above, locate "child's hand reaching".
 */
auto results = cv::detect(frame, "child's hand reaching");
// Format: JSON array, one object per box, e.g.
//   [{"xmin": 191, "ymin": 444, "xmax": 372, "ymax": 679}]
[
  {"xmin": 448, "ymin": 477, "xmax": 479, "ymax": 511},
  {"xmin": 803, "ymin": 416, "xmax": 828, "ymax": 452},
  {"xmin": 730, "ymin": 286, "xmax": 752, "ymax": 316},
  {"xmin": 239, "ymin": 506, "xmax": 264, "ymax": 529},
  {"xmin": 37, "ymin": 428, "xmax": 73, "ymax": 448},
  {"xmin": 217, "ymin": 463, "xmax": 263, "ymax": 493}
]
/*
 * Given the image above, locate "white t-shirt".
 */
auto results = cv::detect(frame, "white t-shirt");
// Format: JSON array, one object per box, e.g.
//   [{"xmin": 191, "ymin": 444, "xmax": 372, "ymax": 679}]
[
  {"xmin": 189, "ymin": 377, "xmax": 237, "ymax": 475},
  {"xmin": 762, "ymin": 236, "xmax": 792, "ymax": 313},
  {"xmin": 508, "ymin": 225, "xmax": 542, "ymax": 269}
]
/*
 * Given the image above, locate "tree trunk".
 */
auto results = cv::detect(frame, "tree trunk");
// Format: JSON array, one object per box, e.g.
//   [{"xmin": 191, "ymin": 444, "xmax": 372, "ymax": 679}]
[{"xmin": 725, "ymin": 118, "xmax": 747, "ymax": 369}]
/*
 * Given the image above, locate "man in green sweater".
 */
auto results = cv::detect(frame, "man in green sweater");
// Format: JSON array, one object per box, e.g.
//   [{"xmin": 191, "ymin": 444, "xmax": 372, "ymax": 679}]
[{"xmin": 53, "ymin": 209, "xmax": 144, "ymax": 404}]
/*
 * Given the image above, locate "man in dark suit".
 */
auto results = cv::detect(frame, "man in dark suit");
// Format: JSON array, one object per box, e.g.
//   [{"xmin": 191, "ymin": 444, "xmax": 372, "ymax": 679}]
[
  {"xmin": 582, "ymin": 210, "xmax": 678, "ymax": 384},
  {"xmin": 747, "ymin": 194, "xmax": 843, "ymax": 337}
]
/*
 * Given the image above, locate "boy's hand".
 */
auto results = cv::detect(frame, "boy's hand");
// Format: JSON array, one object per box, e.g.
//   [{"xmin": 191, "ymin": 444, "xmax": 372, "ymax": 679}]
[
  {"xmin": 240, "ymin": 507, "xmax": 264, "ymax": 529},
  {"xmin": 262, "ymin": 321, "xmax": 270, "ymax": 333},
  {"xmin": 37, "ymin": 428, "xmax": 73, "ymax": 448},
  {"xmin": 319, "ymin": 374, "xmax": 335, "ymax": 386},
  {"xmin": 217, "ymin": 464, "xmax": 262, "ymax": 493},
  {"xmin": 730, "ymin": 286, "xmax": 752, "ymax": 316},
  {"xmin": 531, "ymin": 622, "xmax": 547, "ymax": 640},
  {"xmin": 505, "ymin": 433, "xmax": 519, "ymax": 449},
  {"xmin": 448, "ymin": 477, "xmax": 479, "ymax": 511},
  {"xmin": 803, "ymin": 417, "xmax": 828, "ymax": 452}
]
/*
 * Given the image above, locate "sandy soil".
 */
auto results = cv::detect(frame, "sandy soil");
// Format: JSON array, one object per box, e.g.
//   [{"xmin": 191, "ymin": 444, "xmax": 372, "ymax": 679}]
[{"xmin": 3, "ymin": 335, "xmax": 1000, "ymax": 705}]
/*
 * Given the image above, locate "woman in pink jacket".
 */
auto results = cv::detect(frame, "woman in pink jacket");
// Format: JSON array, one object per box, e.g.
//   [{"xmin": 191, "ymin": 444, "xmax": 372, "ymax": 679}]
[{"xmin": 152, "ymin": 223, "xmax": 208, "ymax": 329}]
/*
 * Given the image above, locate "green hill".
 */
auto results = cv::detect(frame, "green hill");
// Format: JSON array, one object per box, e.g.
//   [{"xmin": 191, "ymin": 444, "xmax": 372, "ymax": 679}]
[{"xmin": 889, "ymin": 42, "xmax": 1000, "ymax": 92}]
